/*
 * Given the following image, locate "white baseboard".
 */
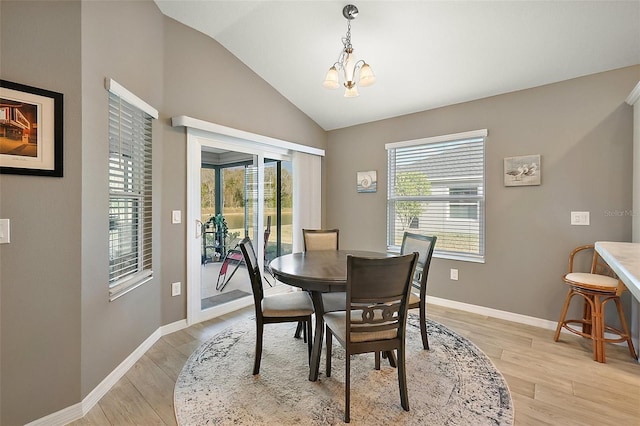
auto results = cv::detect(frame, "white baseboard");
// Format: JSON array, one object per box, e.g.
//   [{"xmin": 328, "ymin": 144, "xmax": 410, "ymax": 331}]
[
  {"xmin": 427, "ymin": 295, "xmax": 560, "ymax": 331},
  {"xmin": 427, "ymin": 295, "xmax": 631, "ymax": 343},
  {"xmin": 161, "ymin": 318, "xmax": 189, "ymax": 336},
  {"xmin": 25, "ymin": 318, "xmax": 189, "ymax": 426},
  {"xmin": 23, "ymin": 402, "xmax": 84, "ymax": 426}
]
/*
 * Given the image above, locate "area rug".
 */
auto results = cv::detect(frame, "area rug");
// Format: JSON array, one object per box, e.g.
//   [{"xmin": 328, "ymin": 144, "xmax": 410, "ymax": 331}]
[{"xmin": 174, "ymin": 313, "xmax": 514, "ymax": 425}]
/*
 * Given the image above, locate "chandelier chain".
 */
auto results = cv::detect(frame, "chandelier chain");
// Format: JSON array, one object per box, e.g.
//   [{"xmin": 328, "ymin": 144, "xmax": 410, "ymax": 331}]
[{"xmin": 342, "ymin": 19, "xmax": 352, "ymax": 51}]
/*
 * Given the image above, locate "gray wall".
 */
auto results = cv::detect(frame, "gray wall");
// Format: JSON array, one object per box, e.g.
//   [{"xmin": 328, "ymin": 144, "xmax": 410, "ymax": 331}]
[
  {"xmin": 0, "ymin": 1, "xmax": 82, "ymax": 424},
  {"xmin": 0, "ymin": 0, "xmax": 325, "ymax": 424},
  {"xmin": 326, "ymin": 65, "xmax": 639, "ymax": 322},
  {"xmin": 80, "ymin": 0, "xmax": 165, "ymax": 399}
]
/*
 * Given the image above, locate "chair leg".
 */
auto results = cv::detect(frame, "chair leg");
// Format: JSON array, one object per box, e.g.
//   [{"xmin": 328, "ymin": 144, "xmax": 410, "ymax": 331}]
[
  {"xmin": 378, "ymin": 350, "xmax": 397, "ymax": 368},
  {"xmin": 294, "ymin": 321, "xmax": 304, "ymax": 339},
  {"xmin": 613, "ymin": 297, "xmax": 638, "ymax": 359},
  {"xmin": 397, "ymin": 343, "xmax": 410, "ymax": 411},
  {"xmin": 592, "ymin": 294, "xmax": 605, "ymax": 363},
  {"xmin": 326, "ymin": 328, "xmax": 332, "ymax": 377},
  {"xmin": 419, "ymin": 299, "xmax": 430, "ymax": 350},
  {"xmin": 554, "ymin": 289, "xmax": 574, "ymax": 341},
  {"xmin": 306, "ymin": 318, "xmax": 313, "ymax": 361},
  {"xmin": 374, "ymin": 351, "xmax": 381, "ymax": 370},
  {"xmin": 254, "ymin": 320, "xmax": 263, "ymax": 375},
  {"xmin": 345, "ymin": 350, "xmax": 351, "ymax": 423},
  {"xmin": 386, "ymin": 350, "xmax": 397, "ymax": 368},
  {"xmin": 582, "ymin": 298, "xmax": 592, "ymax": 335}
]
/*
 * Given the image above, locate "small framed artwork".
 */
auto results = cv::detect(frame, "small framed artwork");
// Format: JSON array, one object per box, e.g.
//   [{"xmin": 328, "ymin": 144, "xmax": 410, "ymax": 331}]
[
  {"xmin": 0, "ymin": 80, "xmax": 63, "ymax": 177},
  {"xmin": 357, "ymin": 170, "xmax": 377, "ymax": 193},
  {"xmin": 504, "ymin": 154, "xmax": 540, "ymax": 186}
]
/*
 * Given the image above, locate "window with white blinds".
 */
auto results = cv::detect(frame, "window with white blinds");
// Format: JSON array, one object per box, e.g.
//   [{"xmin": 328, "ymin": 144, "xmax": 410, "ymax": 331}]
[
  {"xmin": 108, "ymin": 80, "xmax": 157, "ymax": 300},
  {"xmin": 386, "ymin": 130, "xmax": 487, "ymax": 262}
]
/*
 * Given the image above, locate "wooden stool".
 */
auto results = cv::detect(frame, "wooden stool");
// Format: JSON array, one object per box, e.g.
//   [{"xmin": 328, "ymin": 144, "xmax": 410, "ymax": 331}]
[{"xmin": 554, "ymin": 245, "xmax": 637, "ymax": 363}]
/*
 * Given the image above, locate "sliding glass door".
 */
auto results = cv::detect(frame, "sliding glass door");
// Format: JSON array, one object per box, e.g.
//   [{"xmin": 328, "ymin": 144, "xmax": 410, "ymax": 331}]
[
  {"xmin": 189, "ymin": 135, "xmax": 292, "ymax": 323},
  {"xmin": 180, "ymin": 118, "xmax": 324, "ymax": 326}
]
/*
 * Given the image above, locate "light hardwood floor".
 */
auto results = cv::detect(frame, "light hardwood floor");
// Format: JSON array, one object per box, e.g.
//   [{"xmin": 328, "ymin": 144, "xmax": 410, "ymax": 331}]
[{"xmin": 67, "ymin": 304, "xmax": 640, "ymax": 425}]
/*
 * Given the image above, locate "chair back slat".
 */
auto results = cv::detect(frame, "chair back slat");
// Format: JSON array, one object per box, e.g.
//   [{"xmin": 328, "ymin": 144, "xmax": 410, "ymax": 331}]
[{"xmin": 303, "ymin": 229, "xmax": 339, "ymax": 251}]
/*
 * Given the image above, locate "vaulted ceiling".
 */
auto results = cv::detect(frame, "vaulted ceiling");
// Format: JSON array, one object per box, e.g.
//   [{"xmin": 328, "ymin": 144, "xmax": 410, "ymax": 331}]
[{"xmin": 155, "ymin": 1, "xmax": 640, "ymax": 130}]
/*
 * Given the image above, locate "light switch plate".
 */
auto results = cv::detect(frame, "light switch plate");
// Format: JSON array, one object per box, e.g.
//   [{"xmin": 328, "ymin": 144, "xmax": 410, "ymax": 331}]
[
  {"xmin": 171, "ymin": 210, "xmax": 182, "ymax": 224},
  {"xmin": 0, "ymin": 219, "xmax": 10, "ymax": 244},
  {"xmin": 171, "ymin": 282, "xmax": 181, "ymax": 296},
  {"xmin": 571, "ymin": 211, "xmax": 590, "ymax": 226},
  {"xmin": 450, "ymin": 268, "xmax": 458, "ymax": 281}
]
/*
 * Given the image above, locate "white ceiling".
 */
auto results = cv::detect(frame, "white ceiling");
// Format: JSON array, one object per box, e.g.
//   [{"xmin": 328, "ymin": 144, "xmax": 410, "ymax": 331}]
[{"xmin": 155, "ymin": 1, "xmax": 640, "ymax": 131}]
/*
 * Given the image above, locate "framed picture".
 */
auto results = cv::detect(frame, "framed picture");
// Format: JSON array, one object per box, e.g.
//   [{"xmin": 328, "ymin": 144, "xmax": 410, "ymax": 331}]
[
  {"xmin": 0, "ymin": 80, "xmax": 63, "ymax": 176},
  {"xmin": 357, "ymin": 170, "xmax": 377, "ymax": 193},
  {"xmin": 504, "ymin": 154, "xmax": 540, "ymax": 186}
]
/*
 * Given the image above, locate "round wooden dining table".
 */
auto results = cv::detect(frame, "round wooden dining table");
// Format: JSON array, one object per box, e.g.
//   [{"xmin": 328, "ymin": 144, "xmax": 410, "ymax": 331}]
[{"xmin": 269, "ymin": 250, "xmax": 391, "ymax": 381}]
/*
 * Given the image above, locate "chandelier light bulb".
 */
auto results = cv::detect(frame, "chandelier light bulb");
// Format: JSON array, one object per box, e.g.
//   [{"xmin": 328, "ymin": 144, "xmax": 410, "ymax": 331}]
[
  {"xmin": 344, "ymin": 85, "xmax": 359, "ymax": 98},
  {"xmin": 323, "ymin": 66, "xmax": 340, "ymax": 89},
  {"xmin": 358, "ymin": 63, "xmax": 376, "ymax": 87}
]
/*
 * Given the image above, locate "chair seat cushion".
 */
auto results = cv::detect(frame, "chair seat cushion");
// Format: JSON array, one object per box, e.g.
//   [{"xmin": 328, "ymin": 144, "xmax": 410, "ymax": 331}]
[
  {"xmin": 408, "ymin": 292, "xmax": 420, "ymax": 307},
  {"xmin": 324, "ymin": 311, "xmax": 397, "ymax": 343},
  {"xmin": 564, "ymin": 272, "xmax": 619, "ymax": 291},
  {"xmin": 322, "ymin": 292, "xmax": 346, "ymax": 312},
  {"xmin": 262, "ymin": 292, "xmax": 314, "ymax": 317}
]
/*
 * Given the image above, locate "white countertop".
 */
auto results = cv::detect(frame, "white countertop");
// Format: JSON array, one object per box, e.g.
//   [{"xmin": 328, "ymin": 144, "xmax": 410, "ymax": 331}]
[{"xmin": 595, "ymin": 241, "xmax": 640, "ymax": 302}]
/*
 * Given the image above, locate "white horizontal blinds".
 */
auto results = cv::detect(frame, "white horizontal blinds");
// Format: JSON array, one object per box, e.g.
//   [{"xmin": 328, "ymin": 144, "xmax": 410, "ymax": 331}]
[
  {"xmin": 387, "ymin": 131, "xmax": 486, "ymax": 261},
  {"xmin": 245, "ymin": 162, "xmax": 258, "ymax": 241},
  {"xmin": 108, "ymin": 91, "xmax": 153, "ymax": 295}
]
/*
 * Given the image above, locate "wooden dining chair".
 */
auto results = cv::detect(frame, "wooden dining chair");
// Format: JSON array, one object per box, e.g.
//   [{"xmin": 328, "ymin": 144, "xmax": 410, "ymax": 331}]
[
  {"xmin": 239, "ymin": 237, "xmax": 314, "ymax": 375},
  {"xmin": 324, "ymin": 252, "xmax": 418, "ymax": 423},
  {"xmin": 295, "ymin": 228, "xmax": 342, "ymax": 338},
  {"xmin": 401, "ymin": 232, "xmax": 437, "ymax": 350},
  {"xmin": 553, "ymin": 244, "xmax": 637, "ymax": 363}
]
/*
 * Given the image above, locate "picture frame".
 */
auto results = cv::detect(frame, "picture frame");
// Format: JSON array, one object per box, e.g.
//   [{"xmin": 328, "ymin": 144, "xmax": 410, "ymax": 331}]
[
  {"xmin": 504, "ymin": 154, "xmax": 540, "ymax": 187},
  {"xmin": 357, "ymin": 170, "xmax": 377, "ymax": 193},
  {"xmin": 0, "ymin": 80, "xmax": 63, "ymax": 177}
]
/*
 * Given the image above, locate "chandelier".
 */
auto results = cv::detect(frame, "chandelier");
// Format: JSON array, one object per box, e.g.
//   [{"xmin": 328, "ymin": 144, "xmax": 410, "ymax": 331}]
[{"xmin": 322, "ymin": 4, "xmax": 376, "ymax": 97}]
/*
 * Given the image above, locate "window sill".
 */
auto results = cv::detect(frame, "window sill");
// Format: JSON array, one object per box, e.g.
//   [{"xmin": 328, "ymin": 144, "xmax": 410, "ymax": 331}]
[
  {"xmin": 434, "ymin": 252, "xmax": 485, "ymax": 264},
  {"xmin": 387, "ymin": 247, "xmax": 485, "ymax": 264},
  {"xmin": 109, "ymin": 271, "xmax": 153, "ymax": 301}
]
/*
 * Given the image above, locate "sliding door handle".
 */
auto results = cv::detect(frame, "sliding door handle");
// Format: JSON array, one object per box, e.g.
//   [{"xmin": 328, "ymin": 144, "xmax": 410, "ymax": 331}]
[{"xmin": 195, "ymin": 219, "xmax": 203, "ymax": 239}]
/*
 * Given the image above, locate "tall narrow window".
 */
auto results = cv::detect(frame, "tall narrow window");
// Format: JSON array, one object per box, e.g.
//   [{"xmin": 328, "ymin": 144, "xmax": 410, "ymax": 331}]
[
  {"xmin": 386, "ymin": 130, "xmax": 487, "ymax": 262},
  {"xmin": 107, "ymin": 80, "xmax": 158, "ymax": 300}
]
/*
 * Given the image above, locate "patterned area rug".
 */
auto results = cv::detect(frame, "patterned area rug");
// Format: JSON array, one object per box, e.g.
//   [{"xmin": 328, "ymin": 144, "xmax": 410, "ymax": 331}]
[{"xmin": 174, "ymin": 313, "xmax": 514, "ymax": 425}]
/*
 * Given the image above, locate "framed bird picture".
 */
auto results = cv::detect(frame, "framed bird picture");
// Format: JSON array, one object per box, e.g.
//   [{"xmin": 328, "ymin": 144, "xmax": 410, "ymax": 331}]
[{"xmin": 504, "ymin": 154, "xmax": 540, "ymax": 186}]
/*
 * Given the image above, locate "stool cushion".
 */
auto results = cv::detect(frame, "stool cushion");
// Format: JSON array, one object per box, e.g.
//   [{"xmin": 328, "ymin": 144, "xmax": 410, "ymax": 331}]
[{"xmin": 564, "ymin": 272, "xmax": 619, "ymax": 291}]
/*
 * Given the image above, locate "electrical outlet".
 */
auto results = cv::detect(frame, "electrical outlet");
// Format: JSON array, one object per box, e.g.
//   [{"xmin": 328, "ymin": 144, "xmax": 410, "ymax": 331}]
[
  {"xmin": 171, "ymin": 282, "xmax": 181, "ymax": 296},
  {"xmin": 450, "ymin": 268, "xmax": 458, "ymax": 281}
]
